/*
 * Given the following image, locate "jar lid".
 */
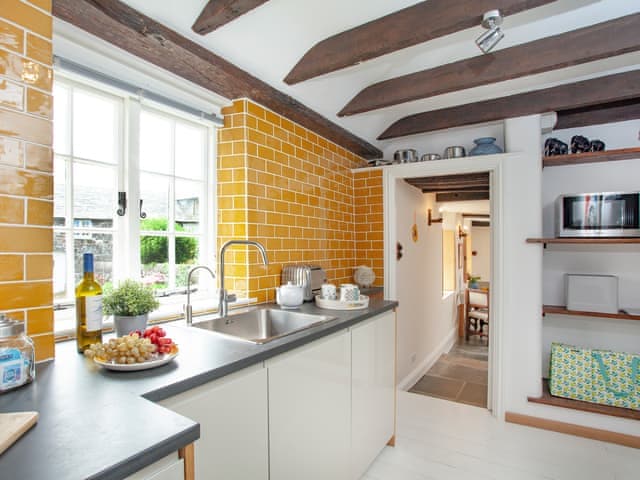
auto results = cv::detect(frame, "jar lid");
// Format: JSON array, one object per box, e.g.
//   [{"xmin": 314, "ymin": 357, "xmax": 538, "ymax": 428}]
[{"xmin": 0, "ymin": 313, "xmax": 25, "ymax": 337}]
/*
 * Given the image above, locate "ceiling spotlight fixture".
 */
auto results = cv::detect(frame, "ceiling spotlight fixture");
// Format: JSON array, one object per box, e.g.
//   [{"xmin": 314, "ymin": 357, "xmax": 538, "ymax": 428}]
[{"xmin": 476, "ymin": 9, "xmax": 504, "ymax": 54}]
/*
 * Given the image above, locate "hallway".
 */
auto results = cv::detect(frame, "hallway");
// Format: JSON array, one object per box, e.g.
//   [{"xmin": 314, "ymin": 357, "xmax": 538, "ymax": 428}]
[
  {"xmin": 409, "ymin": 338, "xmax": 488, "ymax": 408},
  {"xmin": 363, "ymin": 392, "xmax": 640, "ymax": 480}
]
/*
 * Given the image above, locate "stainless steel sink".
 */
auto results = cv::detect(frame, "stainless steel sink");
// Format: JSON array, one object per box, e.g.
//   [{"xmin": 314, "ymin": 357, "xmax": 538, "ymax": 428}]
[{"xmin": 191, "ymin": 308, "xmax": 337, "ymax": 344}]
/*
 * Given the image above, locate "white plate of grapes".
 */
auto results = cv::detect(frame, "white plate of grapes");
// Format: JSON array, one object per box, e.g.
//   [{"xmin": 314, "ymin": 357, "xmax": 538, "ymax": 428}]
[{"xmin": 85, "ymin": 326, "xmax": 179, "ymax": 372}]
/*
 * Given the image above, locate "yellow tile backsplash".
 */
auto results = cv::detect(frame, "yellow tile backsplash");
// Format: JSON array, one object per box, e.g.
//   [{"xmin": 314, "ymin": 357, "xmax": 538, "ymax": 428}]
[
  {"xmin": 26, "ymin": 33, "xmax": 51, "ymax": 64},
  {"xmin": 0, "ymin": 78, "xmax": 24, "ymax": 110},
  {"xmin": 0, "ymin": 194, "xmax": 25, "ymax": 223},
  {"xmin": 217, "ymin": 99, "xmax": 381, "ymax": 304},
  {"xmin": 0, "ymin": 2, "xmax": 53, "ymax": 361},
  {"xmin": 0, "ymin": 136, "xmax": 24, "ymax": 167},
  {"xmin": 0, "ymin": 18, "xmax": 24, "ymax": 54},
  {"xmin": 2, "ymin": 0, "xmax": 51, "ymax": 38},
  {"xmin": 0, "ymin": 254, "xmax": 24, "ymax": 281}
]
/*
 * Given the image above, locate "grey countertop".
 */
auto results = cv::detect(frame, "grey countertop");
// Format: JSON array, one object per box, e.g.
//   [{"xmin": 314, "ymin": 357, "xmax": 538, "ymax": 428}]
[{"xmin": 0, "ymin": 299, "xmax": 397, "ymax": 480}]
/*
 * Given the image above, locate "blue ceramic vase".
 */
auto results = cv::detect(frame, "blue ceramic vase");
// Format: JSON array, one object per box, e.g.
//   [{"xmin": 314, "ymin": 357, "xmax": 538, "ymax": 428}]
[{"xmin": 469, "ymin": 137, "xmax": 503, "ymax": 156}]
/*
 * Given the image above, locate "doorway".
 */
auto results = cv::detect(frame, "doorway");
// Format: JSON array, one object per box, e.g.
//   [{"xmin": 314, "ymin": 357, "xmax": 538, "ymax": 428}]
[
  {"xmin": 383, "ymin": 157, "xmax": 504, "ymax": 416},
  {"xmin": 409, "ymin": 202, "xmax": 491, "ymax": 408}
]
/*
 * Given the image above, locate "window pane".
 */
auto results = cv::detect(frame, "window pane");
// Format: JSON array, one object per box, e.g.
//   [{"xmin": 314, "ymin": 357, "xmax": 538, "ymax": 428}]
[
  {"xmin": 175, "ymin": 179, "xmax": 202, "ymax": 233},
  {"xmin": 73, "ymin": 89, "xmax": 118, "ymax": 163},
  {"xmin": 140, "ymin": 110, "xmax": 172, "ymax": 174},
  {"xmin": 140, "ymin": 234, "xmax": 168, "ymax": 289},
  {"xmin": 53, "ymin": 156, "xmax": 66, "ymax": 226},
  {"xmin": 74, "ymin": 233, "xmax": 113, "ymax": 286},
  {"xmin": 176, "ymin": 237, "xmax": 199, "ymax": 287},
  {"xmin": 175, "ymin": 122, "xmax": 204, "ymax": 179},
  {"xmin": 54, "ymin": 231, "xmax": 68, "ymax": 300},
  {"xmin": 53, "ymin": 83, "xmax": 70, "ymax": 155},
  {"xmin": 73, "ymin": 163, "xmax": 115, "ymax": 228},
  {"xmin": 140, "ymin": 173, "xmax": 170, "ymax": 229}
]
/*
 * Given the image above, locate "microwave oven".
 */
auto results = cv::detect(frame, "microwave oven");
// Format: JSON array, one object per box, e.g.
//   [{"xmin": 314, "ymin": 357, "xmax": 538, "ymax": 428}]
[{"xmin": 556, "ymin": 191, "xmax": 640, "ymax": 237}]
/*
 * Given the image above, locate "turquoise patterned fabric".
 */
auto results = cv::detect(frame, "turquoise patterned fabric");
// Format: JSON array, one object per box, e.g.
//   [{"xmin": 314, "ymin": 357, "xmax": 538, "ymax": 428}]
[{"xmin": 549, "ymin": 342, "xmax": 639, "ymax": 410}]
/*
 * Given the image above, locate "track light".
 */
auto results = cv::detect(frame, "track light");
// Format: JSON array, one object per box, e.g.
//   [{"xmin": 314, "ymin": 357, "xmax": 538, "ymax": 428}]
[{"xmin": 476, "ymin": 10, "xmax": 504, "ymax": 54}]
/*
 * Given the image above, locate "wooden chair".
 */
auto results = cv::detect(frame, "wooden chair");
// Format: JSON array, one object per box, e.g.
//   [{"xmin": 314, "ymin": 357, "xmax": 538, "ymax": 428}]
[{"xmin": 465, "ymin": 288, "xmax": 489, "ymax": 341}]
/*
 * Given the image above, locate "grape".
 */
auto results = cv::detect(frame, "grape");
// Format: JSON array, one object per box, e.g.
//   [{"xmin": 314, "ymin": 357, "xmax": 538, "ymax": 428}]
[{"xmin": 83, "ymin": 332, "xmax": 172, "ymax": 363}]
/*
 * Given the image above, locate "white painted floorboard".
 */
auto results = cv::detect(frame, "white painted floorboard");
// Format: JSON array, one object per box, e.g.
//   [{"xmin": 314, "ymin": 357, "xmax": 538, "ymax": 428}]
[{"xmin": 363, "ymin": 392, "xmax": 640, "ymax": 480}]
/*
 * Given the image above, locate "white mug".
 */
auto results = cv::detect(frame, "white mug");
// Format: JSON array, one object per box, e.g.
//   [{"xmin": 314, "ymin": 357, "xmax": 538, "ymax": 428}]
[
  {"xmin": 340, "ymin": 284, "xmax": 360, "ymax": 302},
  {"xmin": 321, "ymin": 283, "xmax": 337, "ymax": 300}
]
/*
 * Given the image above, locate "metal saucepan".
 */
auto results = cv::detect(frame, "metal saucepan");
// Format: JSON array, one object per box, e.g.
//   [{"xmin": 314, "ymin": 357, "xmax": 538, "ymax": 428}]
[
  {"xmin": 393, "ymin": 149, "xmax": 418, "ymax": 163},
  {"xmin": 421, "ymin": 153, "xmax": 441, "ymax": 161},
  {"xmin": 443, "ymin": 146, "xmax": 466, "ymax": 158}
]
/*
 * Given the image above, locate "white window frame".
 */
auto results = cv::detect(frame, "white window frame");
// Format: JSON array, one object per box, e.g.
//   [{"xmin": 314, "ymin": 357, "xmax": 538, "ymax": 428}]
[{"xmin": 53, "ymin": 72, "xmax": 217, "ymax": 334}]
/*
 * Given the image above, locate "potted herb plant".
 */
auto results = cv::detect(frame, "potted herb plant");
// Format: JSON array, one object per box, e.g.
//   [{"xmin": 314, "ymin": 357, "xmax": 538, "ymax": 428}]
[{"xmin": 103, "ymin": 279, "xmax": 160, "ymax": 336}]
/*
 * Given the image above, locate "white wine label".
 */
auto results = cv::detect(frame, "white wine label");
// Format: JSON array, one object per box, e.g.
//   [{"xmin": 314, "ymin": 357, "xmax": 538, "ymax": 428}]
[{"xmin": 85, "ymin": 295, "xmax": 103, "ymax": 332}]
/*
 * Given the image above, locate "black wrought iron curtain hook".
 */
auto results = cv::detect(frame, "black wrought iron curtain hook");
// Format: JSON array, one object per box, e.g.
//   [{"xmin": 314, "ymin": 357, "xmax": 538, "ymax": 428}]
[
  {"xmin": 139, "ymin": 199, "xmax": 147, "ymax": 219},
  {"xmin": 117, "ymin": 191, "xmax": 126, "ymax": 216}
]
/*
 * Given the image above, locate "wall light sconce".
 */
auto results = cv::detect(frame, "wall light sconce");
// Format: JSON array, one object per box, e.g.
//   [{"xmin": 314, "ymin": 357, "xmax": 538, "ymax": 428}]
[
  {"xmin": 476, "ymin": 9, "xmax": 504, "ymax": 54},
  {"xmin": 427, "ymin": 208, "xmax": 442, "ymax": 226}
]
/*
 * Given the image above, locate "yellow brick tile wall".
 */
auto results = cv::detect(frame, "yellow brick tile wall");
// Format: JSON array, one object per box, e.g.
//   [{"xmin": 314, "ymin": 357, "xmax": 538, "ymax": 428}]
[
  {"xmin": 0, "ymin": 0, "xmax": 53, "ymax": 362},
  {"xmin": 218, "ymin": 99, "xmax": 384, "ymax": 304},
  {"xmin": 353, "ymin": 169, "xmax": 384, "ymax": 285}
]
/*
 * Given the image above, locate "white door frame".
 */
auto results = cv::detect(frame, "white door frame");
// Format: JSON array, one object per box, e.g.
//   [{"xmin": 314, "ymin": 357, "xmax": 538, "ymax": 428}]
[{"xmin": 383, "ymin": 154, "xmax": 520, "ymax": 419}]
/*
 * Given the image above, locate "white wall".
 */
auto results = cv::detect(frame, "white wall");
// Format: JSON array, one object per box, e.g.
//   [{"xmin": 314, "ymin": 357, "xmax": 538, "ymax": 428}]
[
  {"xmin": 394, "ymin": 183, "xmax": 457, "ymax": 389},
  {"xmin": 470, "ymin": 225, "xmax": 491, "ymax": 281}
]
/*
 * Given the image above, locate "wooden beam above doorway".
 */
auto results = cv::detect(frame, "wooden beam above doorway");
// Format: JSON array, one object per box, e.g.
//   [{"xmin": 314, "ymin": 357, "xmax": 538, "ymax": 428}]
[
  {"xmin": 437, "ymin": 192, "xmax": 490, "ymax": 202},
  {"xmin": 53, "ymin": 0, "xmax": 382, "ymax": 159},
  {"xmin": 283, "ymin": 0, "xmax": 555, "ymax": 85},
  {"xmin": 378, "ymin": 69, "xmax": 640, "ymax": 139},
  {"xmin": 339, "ymin": 14, "xmax": 640, "ymax": 116},
  {"xmin": 192, "ymin": 0, "xmax": 271, "ymax": 35}
]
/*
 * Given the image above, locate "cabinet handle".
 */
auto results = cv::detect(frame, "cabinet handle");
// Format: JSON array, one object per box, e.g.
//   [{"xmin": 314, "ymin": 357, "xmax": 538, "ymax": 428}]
[{"xmin": 117, "ymin": 191, "xmax": 126, "ymax": 216}]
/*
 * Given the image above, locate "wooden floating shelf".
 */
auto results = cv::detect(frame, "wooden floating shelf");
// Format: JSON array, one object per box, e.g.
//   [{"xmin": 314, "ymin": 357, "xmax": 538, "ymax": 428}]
[
  {"xmin": 526, "ymin": 237, "xmax": 640, "ymax": 245},
  {"xmin": 543, "ymin": 305, "xmax": 640, "ymax": 322},
  {"xmin": 528, "ymin": 379, "xmax": 640, "ymax": 421},
  {"xmin": 543, "ymin": 147, "xmax": 640, "ymax": 167}
]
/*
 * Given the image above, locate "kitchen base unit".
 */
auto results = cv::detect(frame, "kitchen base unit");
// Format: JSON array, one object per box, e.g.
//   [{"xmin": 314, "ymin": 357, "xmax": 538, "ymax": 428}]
[
  {"xmin": 159, "ymin": 364, "xmax": 269, "ymax": 480},
  {"xmin": 124, "ymin": 451, "xmax": 187, "ymax": 480},
  {"xmin": 268, "ymin": 330, "xmax": 352, "ymax": 480},
  {"xmin": 351, "ymin": 310, "xmax": 396, "ymax": 480}
]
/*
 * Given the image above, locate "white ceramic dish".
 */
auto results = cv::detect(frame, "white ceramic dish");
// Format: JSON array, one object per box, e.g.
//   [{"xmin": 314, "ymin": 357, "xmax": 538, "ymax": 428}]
[
  {"xmin": 93, "ymin": 351, "xmax": 178, "ymax": 371},
  {"xmin": 315, "ymin": 294, "xmax": 369, "ymax": 310}
]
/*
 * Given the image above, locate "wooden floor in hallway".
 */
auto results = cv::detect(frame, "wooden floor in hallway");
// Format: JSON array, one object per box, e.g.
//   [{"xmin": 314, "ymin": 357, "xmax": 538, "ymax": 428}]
[
  {"xmin": 409, "ymin": 338, "xmax": 488, "ymax": 408},
  {"xmin": 363, "ymin": 392, "xmax": 640, "ymax": 480}
]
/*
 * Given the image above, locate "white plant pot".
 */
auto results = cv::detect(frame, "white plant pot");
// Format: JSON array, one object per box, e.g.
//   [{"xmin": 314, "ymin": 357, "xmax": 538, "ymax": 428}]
[{"xmin": 114, "ymin": 314, "xmax": 149, "ymax": 337}]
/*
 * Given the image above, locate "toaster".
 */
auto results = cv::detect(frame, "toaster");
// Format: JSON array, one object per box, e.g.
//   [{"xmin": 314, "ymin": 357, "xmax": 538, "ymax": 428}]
[{"xmin": 281, "ymin": 264, "xmax": 327, "ymax": 301}]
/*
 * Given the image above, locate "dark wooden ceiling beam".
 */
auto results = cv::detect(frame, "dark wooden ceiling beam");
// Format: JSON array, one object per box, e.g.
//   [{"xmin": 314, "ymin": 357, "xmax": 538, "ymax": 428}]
[
  {"xmin": 379, "ymin": 69, "xmax": 640, "ymax": 139},
  {"xmin": 192, "ymin": 0, "xmax": 270, "ymax": 35},
  {"xmin": 436, "ymin": 192, "xmax": 490, "ymax": 202},
  {"xmin": 284, "ymin": 0, "xmax": 556, "ymax": 85},
  {"xmin": 556, "ymin": 98, "xmax": 640, "ymax": 129},
  {"xmin": 340, "ymin": 14, "xmax": 640, "ymax": 116},
  {"xmin": 53, "ymin": 0, "xmax": 382, "ymax": 159}
]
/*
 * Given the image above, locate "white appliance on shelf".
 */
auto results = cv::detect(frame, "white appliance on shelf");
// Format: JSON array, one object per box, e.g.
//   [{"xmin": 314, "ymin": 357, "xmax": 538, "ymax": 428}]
[{"xmin": 566, "ymin": 274, "xmax": 618, "ymax": 314}]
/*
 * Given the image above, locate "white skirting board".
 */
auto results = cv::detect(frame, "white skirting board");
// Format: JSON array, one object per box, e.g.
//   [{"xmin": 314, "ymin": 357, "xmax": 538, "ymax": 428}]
[{"xmin": 397, "ymin": 327, "xmax": 457, "ymax": 391}]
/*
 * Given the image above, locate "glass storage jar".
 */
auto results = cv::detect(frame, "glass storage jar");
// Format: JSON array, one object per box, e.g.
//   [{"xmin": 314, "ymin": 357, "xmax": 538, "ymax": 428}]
[{"xmin": 0, "ymin": 314, "xmax": 35, "ymax": 393}]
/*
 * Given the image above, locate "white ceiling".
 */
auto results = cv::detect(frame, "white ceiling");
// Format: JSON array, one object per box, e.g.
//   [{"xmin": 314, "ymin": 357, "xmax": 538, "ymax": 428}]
[{"xmin": 121, "ymin": 0, "xmax": 640, "ymax": 152}]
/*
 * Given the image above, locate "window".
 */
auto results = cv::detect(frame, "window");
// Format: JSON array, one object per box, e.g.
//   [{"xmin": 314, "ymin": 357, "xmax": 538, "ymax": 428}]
[
  {"xmin": 442, "ymin": 229, "xmax": 456, "ymax": 294},
  {"xmin": 53, "ymin": 75, "xmax": 216, "ymax": 332}
]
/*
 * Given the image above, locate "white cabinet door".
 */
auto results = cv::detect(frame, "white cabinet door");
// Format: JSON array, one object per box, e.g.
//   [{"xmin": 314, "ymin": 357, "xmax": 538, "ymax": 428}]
[
  {"xmin": 268, "ymin": 331, "xmax": 351, "ymax": 480},
  {"xmin": 124, "ymin": 453, "xmax": 184, "ymax": 480},
  {"xmin": 351, "ymin": 311, "xmax": 396, "ymax": 480},
  {"xmin": 159, "ymin": 364, "xmax": 268, "ymax": 480}
]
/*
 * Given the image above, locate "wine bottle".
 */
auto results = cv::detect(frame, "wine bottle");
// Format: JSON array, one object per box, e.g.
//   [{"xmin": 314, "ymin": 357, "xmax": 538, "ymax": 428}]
[{"xmin": 76, "ymin": 253, "xmax": 103, "ymax": 353}]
